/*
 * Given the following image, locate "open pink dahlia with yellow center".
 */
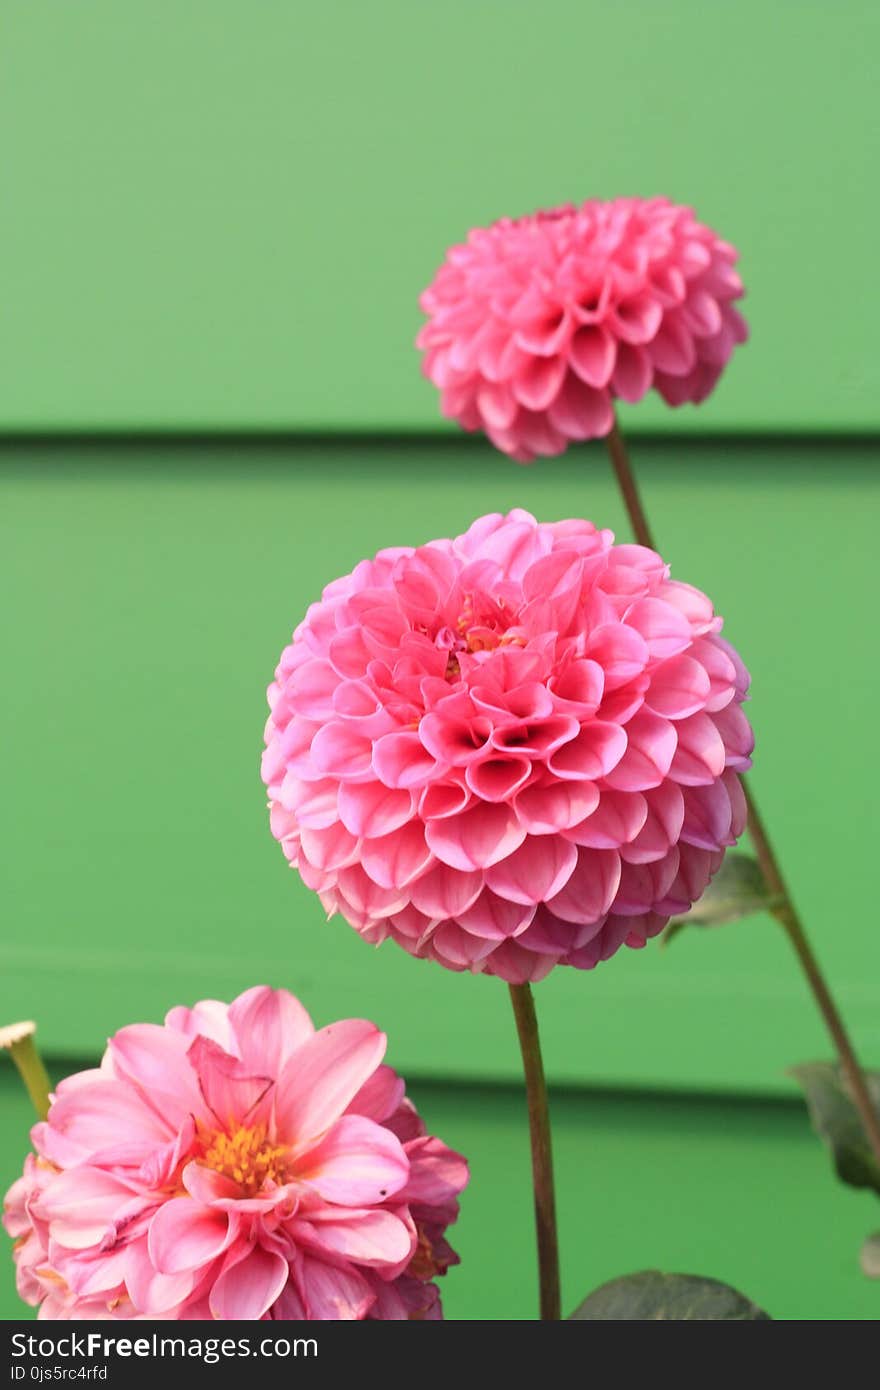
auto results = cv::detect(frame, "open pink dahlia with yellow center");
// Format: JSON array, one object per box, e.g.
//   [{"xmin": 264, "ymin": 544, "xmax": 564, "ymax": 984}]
[
  {"xmin": 263, "ymin": 510, "xmax": 753, "ymax": 984},
  {"xmin": 418, "ymin": 197, "xmax": 747, "ymax": 461},
  {"xmin": 3, "ymin": 987, "xmax": 468, "ymax": 1320}
]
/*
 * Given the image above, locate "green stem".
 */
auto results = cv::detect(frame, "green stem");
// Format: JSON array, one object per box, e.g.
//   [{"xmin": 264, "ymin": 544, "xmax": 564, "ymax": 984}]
[
  {"xmin": 602, "ymin": 419, "xmax": 880, "ymax": 1166},
  {"xmin": 2, "ymin": 1024, "xmax": 51, "ymax": 1120},
  {"xmin": 509, "ymin": 982, "xmax": 561, "ymax": 1320}
]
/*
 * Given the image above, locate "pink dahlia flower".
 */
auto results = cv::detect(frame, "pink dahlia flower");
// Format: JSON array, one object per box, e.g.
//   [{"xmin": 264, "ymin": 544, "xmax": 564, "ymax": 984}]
[
  {"xmin": 3, "ymin": 987, "xmax": 468, "ymax": 1320},
  {"xmin": 262, "ymin": 510, "xmax": 752, "ymax": 984},
  {"xmin": 417, "ymin": 197, "xmax": 747, "ymax": 461}
]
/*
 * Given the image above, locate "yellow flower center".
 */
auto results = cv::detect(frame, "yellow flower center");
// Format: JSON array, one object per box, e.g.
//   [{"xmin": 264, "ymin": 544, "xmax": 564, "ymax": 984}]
[{"xmin": 200, "ymin": 1124, "xmax": 290, "ymax": 1197}]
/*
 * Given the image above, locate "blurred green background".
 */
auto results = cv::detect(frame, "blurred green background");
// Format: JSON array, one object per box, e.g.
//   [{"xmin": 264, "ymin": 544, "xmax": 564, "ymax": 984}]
[{"xmin": 1, "ymin": 3, "xmax": 879, "ymax": 1320}]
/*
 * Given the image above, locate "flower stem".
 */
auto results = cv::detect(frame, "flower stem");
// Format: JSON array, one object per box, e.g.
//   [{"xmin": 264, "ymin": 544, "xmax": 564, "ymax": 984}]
[
  {"xmin": 602, "ymin": 420, "xmax": 880, "ymax": 1165},
  {"xmin": 1, "ymin": 1022, "xmax": 51, "ymax": 1120},
  {"xmin": 508, "ymin": 982, "xmax": 561, "ymax": 1320}
]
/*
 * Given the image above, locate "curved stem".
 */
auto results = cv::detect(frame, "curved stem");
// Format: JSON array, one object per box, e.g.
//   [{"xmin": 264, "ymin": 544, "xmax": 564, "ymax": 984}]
[
  {"xmin": 602, "ymin": 420, "xmax": 880, "ymax": 1165},
  {"xmin": 508, "ymin": 983, "xmax": 561, "ymax": 1320},
  {"xmin": 743, "ymin": 783, "xmax": 880, "ymax": 1159}
]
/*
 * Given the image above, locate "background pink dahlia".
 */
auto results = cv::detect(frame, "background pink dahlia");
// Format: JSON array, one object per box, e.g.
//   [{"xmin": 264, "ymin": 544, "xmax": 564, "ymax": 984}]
[
  {"xmin": 3, "ymin": 987, "xmax": 468, "ymax": 1320},
  {"xmin": 263, "ymin": 510, "xmax": 753, "ymax": 984},
  {"xmin": 418, "ymin": 197, "xmax": 747, "ymax": 461}
]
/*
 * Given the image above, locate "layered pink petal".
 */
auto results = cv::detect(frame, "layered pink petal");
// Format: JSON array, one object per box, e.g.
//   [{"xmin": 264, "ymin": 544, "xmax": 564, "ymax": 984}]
[
  {"xmin": 294, "ymin": 1115, "xmax": 409, "ymax": 1206},
  {"xmin": 275, "ymin": 1021, "xmax": 387, "ymax": 1147},
  {"xmin": 210, "ymin": 1245, "xmax": 290, "ymax": 1320}
]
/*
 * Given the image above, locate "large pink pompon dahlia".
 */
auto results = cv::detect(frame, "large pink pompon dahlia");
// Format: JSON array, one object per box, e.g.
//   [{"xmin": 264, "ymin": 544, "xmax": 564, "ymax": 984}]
[
  {"xmin": 418, "ymin": 197, "xmax": 747, "ymax": 461},
  {"xmin": 262, "ymin": 510, "xmax": 752, "ymax": 984},
  {"xmin": 3, "ymin": 987, "xmax": 468, "ymax": 1320}
]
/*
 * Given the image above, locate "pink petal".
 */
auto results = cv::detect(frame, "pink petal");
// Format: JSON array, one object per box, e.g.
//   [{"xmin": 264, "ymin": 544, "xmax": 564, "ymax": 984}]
[
  {"xmin": 465, "ymin": 755, "xmax": 532, "ymax": 802},
  {"xmin": 288, "ymin": 659, "xmax": 340, "ymax": 720},
  {"xmin": 148, "ymin": 1200, "xmax": 233, "ymax": 1275},
  {"xmin": 514, "ymin": 778, "xmax": 600, "ymax": 833},
  {"xmin": 712, "ymin": 702, "xmax": 755, "ymax": 769},
  {"xmin": 586, "ymin": 623, "xmax": 650, "ymax": 688},
  {"xmin": 619, "ymin": 783, "xmax": 685, "ymax": 863},
  {"xmin": 182, "ymin": 1161, "xmax": 282, "ymax": 1212},
  {"xmin": 609, "ymin": 293, "xmax": 663, "ymax": 345},
  {"xmin": 296, "ymin": 1254, "xmax": 375, "ymax": 1320},
  {"xmin": 625, "ymin": 597, "xmax": 693, "ymax": 660},
  {"xmin": 424, "ymin": 802, "xmax": 526, "ymax": 870},
  {"xmin": 419, "ymin": 712, "xmax": 493, "ymax": 766},
  {"xmin": 568, "ymin": 325, "xmax": 617, "ymax": 388},
  {"xmin": 690, "ymin": 637, "xmax": 738, "ymax": 712},
  {"xmin": 491, "ymin": 713, "xmax": 579, "ymax": 759},
  {"xmin": 361, "ymin": 822, "xmax": 433, "ymax": 889},
  {"xmin": 40, "ymin": 1167, "xmax": 140, "ymax": 1250},
  {"xmin": 337, "ymin": 782, "xmax": 414, "ymax": 837},
  {"xmin": 409, "ymin": 860, "xmax": 483, "ymax": 918},
  {"xmin": 477, "ymin": 381, "xmax": 518, "ymax": 429},
  {"xmin": 431, "ymin": 922, "xmax": 497, "ymax": 966},
  {"xmin": 454, "ymin": 890, "xmax": 536, "ymax": 939},
  {"xmin": 547, "ymin": 372, "xmax": 613, "ymax": 440},
  {"xmin": 668, "ymin": 712, "xmax": 727, "ymax": 785},
  {"xmin": 611, "ymin": 343, "xmax": 652, "ymax": 402},
  {"xmin": 546, "ymin": 849, "xmax": 622, "ymax": 925},
  {"xmin": 107, "ymin": 1025, "xmax": 207, "ymax": 1129},
  {"xmin": 648, "ymin": 313, "xmax": 697, "ymax": 375},
  {"xmin": 309, "ymin": 723, "xmax": 373, "ymax": 780},
  {"xmin": 292, "ymin": 1206, "xmax": 414, "ymax": 1268},
  {"xmin": 294, "ymin": 1115, "xmax": 409, "ymax": 1206},
  {"xmin": 399, "ymin": 1135, "xmax": 469, "ymax": 1209},
  {"xmin": 511, "ymin": 353, "xmax": 567, "ymax": 411},
  {"xmin": 547, "ymin": 721, "xmax": 628, "ymax": 780},
  {"xmin": 125, "ymin": 1250, "xmax": 196, "ymax": 1316},
  {"xmin": 165, "ymin": 999, "xmax": 234, "ymax": 1051},
  {"xmin": 564, "ymin": 789, "xmax": 648, "ymax": 847},
  {"xmin": 659, "ymin": 580, "xmax": 717, "ymax": 635},
  {"xmin": 485, "ymin": 835, "xmax": 578, "ymax": 905},
  {"xmin": 298, "ymin": 822, "xmax": 360, "ymax": 873},
  {"xmin": 678, "ymin": 781, "xmax": 731, "ymax": 851},
  {"xmin": 346, "ymin": 1064, "xmax": 405, "ymax": 1124},
  {"xmin": 548, "ymin": 658, "xmax": 605, "ymax": 716},
  {"xmin": 602, "ymin": 711, "xmax": 678, "ymax": 791},
  {"xmin": 277, "ymin": 775, "xmax": 339, "ymax": 826},
  {"xmin": 334, "ymin": 863, "xmax": 410, "ymax": 918},
  {"xmin": 373, "ymin": 730, "xmax": 443, "ymax": 789},
  {"xmin": 275, "ymin": 1020, "xmax": 387, "ymax": 1147},
  {"xmin": 40, "ymin": 1078, "xmax": 170, "ymax": 1166},
  {"xmin": 419, "ymin": 778, "xmax": 472, "ymax": 821},
  {"xmin": 227, "ymin": 986, "xmax": 314, "ymax": 1075},
  {"xmin": 644, "ymin": 653, "xmax": 712, "ymax": 719},
  {"xmin": 210, "ymin": 1244, "xmax": 290, "ymax": 1320},
  {"xmin": 615, "ymin": 851, "xmax": 680, "ymax": 915},
  {"xmin": 522, "ymin": 550, "xmax": 586, "ymax": 605},
  {"xmin": 187, "ymin": 1037, "xmax": 273, "ymax": 1130}
]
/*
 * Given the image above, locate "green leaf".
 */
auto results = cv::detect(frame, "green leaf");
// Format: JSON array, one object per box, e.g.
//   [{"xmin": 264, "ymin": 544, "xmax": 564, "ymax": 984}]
[
  {"xmin": 789, "ymin": 1061, "xmax": 880, "ymax": 1197},
  {"xmin": 663, "ymin": 853, "xmax": 782, "ymax": 946},
  {"xmin": 860, "ymin": 1233, "xmax": 880, "ymax": 1278},
  {"xmin": 568, "ymin": 1271, "xmax": 771, "ymax": 1321}
]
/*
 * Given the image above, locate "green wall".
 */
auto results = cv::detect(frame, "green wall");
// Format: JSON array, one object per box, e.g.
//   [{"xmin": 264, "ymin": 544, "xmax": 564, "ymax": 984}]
[
  {"xmin": 2, "ymin": 438, "xmax": 878, "ymax": 1094},
  {"xmin": 2, "ymin": 1, "xmax": 879, "ymax": 1323},
  {"xmin": 0, "ymin": 2, "xmax": 878, "ymax": 432}
]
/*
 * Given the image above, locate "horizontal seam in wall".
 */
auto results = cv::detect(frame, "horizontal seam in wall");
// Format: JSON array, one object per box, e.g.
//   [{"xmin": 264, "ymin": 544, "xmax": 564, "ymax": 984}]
[
  {"xmin": 0, "ymin": 429, "xmax": 878, "ymax": 451},
  {"xmin": 9, "ymin": 1057, "xmax": 809, "ymax": 1115}
]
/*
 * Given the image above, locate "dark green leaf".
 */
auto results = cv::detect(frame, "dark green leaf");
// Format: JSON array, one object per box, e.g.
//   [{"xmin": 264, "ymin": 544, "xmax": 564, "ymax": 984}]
[
  {"xmin": 663, "ymin": 853, "xmax": 782, "ymax": 946},
  {"xmin": 789, "ymin": 1061, "xmax": 880, "ymax": 1197},
  {"xmin": 568, "ymin": 1271, "xmax": 771, "ymax": 1321},
  {"xmin": 860, "ymin": 1233, "xmax": 880, "ymax": 1278}
]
